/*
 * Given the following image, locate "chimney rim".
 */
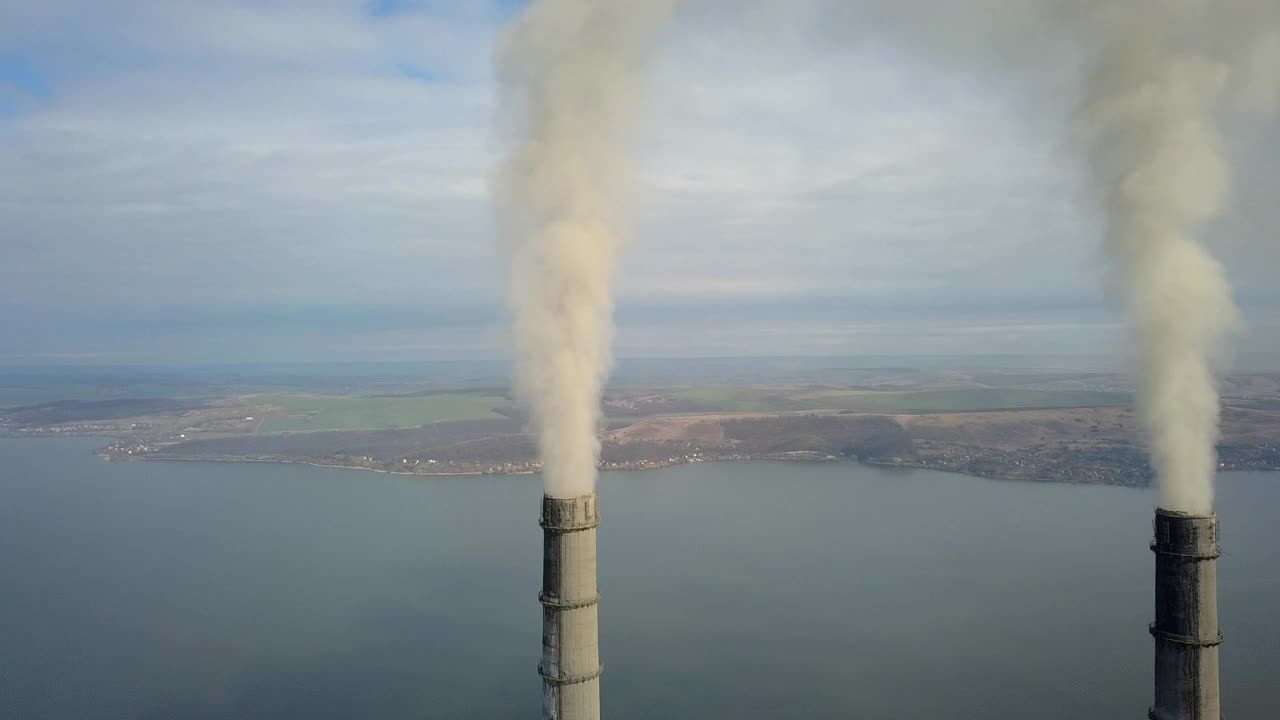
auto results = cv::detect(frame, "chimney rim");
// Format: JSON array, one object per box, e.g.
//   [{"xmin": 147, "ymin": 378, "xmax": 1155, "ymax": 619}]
[{"xmin": 1154, "ymin": 507, "xmax": 1217, "ymax": 520}]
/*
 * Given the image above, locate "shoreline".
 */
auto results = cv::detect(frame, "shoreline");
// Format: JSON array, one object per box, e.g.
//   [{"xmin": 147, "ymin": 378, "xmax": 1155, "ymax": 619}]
[
  {"xmin": 110, "ymin": 454, "xmax": 504, "ymax": 477},
  {"xmin": 114, "ymin": 450, "xmax": 1275, "ymax": 487},
  {"xmin": 74, "ymin": 439, "xmax": 1279, "ymax": 487},
  {"xmin": 100, "ymin": 449, "xmax": 1153, "ymax": 487}
]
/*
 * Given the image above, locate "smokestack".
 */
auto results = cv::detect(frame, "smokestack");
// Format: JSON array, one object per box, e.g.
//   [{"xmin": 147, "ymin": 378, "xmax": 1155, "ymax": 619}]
[
  {"xmin": 539, "ymin": 493, "xmax": 602, "ymax": 720},
  {"xmin": 1150, "ymin": 508, "xmax": 1222, "ymax": 720}
]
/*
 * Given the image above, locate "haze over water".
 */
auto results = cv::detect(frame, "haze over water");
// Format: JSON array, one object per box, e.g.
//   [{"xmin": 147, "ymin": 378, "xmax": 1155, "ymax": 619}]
[{"xmin": 2, "ymin": 437, "xmax": 1277, "ymax": 719}]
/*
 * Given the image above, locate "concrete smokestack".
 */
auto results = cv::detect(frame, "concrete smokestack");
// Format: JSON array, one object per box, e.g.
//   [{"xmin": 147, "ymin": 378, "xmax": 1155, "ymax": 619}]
[
  {"xmin": 539, "ymin": 493, "xmax": 602, "ymax": 720},
  {"xmin": 1150, "ymin": 509, "xmax": 1222, "ymax": 720}
]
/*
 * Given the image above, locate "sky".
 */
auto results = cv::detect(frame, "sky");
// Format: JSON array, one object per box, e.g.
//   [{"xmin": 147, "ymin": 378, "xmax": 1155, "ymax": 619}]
[{"xmin": 1, "ymin": 0, "xmax": 1278, "ymax": 365}]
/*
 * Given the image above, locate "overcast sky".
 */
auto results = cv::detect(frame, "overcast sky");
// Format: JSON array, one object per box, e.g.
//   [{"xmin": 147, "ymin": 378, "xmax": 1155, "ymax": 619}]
[{"xmin": 2, "ymin": 0, "xmax": 1277, "ymax": 365}]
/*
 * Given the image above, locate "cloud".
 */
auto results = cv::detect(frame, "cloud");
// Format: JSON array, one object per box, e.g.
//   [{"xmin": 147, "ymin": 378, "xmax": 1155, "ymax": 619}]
[{"xmin": 0, "ymin": 0, "xmax": 1277, "ymax": 362}]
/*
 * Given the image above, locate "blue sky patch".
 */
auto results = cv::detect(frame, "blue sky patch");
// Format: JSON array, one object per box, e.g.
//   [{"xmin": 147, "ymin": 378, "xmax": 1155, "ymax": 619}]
[
  {"xmin": 366, "ymin": 0, "xmax": 416, "ymax": 18},
  {"xmin": 367, "ymin": 0, "xmax": 526, "ymax": 20},
  {"xmin": 396, "ymin": 61, "xmax": 444, "ymax": 84},
  {"xmin": 0, "ymin": 53, "xmax": 50, "ymax": 98}
]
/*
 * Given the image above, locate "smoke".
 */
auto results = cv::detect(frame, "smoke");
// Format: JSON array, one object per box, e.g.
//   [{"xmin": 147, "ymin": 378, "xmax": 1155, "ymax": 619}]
[
  {"xmin": 1066, "ymin": 0, "xmax": 1279, "ymax": 513},
  {"xmin": 494, "ymin": 0, "xmax": 676, "ymax": 498},
  {"xmin": 492, "ymin": 0, "xmax": 1276, "ymax": 505},
  {"xmin": 814, "ymin": 0, "xmax": 1278, "ymax": 513}
]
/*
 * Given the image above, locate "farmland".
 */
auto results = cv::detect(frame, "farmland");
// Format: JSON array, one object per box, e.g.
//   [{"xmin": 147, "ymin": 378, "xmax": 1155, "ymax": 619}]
[
  {"xmin": 249, "ymin": 394, "xmax": 509, "ymax": 432},
  {"xmin": 665, "ymin": 387, "xmax": 1130, "ymax": 414}
]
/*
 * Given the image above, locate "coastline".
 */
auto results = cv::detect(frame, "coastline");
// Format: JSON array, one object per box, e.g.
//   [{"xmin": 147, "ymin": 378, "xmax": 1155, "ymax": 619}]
[
  {"xmin": 108, "ymin": 454, "xmax": 504, "ymax": 477},
  {"xmin": 5, "ymin": 438, "xmax": 1244, "ymax": 486},
  {"xmin": 100, "ymin": 448, "xmax": 1142, "ymax": 487},
  {"xmin": 102, "ymin": 449, "xmax": 841, "ymax": 477}
]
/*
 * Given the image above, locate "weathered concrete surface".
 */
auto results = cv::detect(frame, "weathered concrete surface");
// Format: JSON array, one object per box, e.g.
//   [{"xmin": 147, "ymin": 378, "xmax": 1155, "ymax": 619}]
[
  {"xmin": 540, "ymin": 494, "xmax": 602, "ymax": 720},
  {"xmin": 1150, "ymin": 509, "xmax": 1222, "ymax": 720}
]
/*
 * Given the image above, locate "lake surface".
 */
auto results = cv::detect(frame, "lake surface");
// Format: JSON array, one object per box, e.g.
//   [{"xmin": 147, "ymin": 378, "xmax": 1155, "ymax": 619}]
[{"xmin": 2, "ymin": 438, "xmax": 1277, "ymax": 719}]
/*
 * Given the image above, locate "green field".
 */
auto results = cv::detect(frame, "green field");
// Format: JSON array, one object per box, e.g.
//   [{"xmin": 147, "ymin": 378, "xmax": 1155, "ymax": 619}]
[
  {"xmin": 668, "ymin": 387, "xmax": 787, "ymax": 412},
  {"xmin": 252, "ymin": 394, "xmax": 508, "ymax": 432},
  {"xmin": 670, "ymin": 387, "xmax": 1130, "ymax": 414}
]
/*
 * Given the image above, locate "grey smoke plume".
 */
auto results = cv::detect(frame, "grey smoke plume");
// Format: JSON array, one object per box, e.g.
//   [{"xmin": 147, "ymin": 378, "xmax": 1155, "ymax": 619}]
[
  {"xmin": 495, "ymin": 0, "xmax": 676, "ymax": 498},
  {"xmin": 1067, "ymin": 0, "xmax": 1279, "ymax": 513},
  {"xmin": 816, "ymin": 0, "xmax": 1278, "ymax": 513}
]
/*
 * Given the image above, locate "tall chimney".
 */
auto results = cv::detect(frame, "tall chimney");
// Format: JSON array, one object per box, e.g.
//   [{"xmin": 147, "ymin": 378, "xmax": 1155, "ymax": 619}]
[
  {"xmin": 539, "ymin": 493, "xmax": 602, "ymax": 720},
  {"xmin": 1150, "ymin": 509, "xmax": 1222, "ymax": 720}
]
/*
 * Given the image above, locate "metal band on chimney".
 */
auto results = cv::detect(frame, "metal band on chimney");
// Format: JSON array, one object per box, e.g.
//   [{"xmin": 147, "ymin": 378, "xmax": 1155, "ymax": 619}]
[
  {"xmin": 1150, "ymin": 541, "xmax": 1221, "ymax": 561},
  {"xmin": 538, "ymin": 662, "xmax": 604, "ymax": 686},
  {"xmin": 539, "ymin": 591, "xmax": 601, "ymax": 610},
  {"xmin": 1149, "ymin": 624, "xmax": 1224, "ymax": 648},
  {"xmin": 538, "ymin": 517, "xmax": 600, "ymax": 533}
]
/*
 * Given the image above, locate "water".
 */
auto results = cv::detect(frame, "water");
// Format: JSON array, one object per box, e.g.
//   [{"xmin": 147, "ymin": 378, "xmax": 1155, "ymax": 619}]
[{"xmin": 1, "ymin": 438, "xmax": 1276, "ymax": 719}]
